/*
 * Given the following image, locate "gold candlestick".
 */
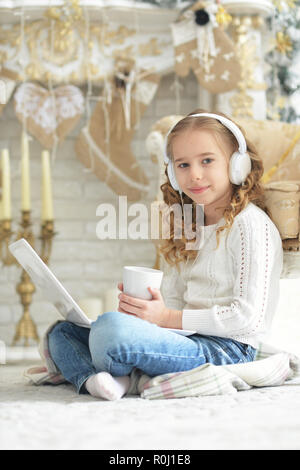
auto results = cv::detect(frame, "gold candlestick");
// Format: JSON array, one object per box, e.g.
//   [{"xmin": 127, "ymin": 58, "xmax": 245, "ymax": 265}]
[
  {"xmin": 40, "ymin": 219, "xmax": 56, "ymax": 265},
  {"xmin": 0, "ymin": 219, "xmax": 15, "ymax": 265},
  {"xmin": 1, "ymin": 141, "xmax": 56, "ymax": 347},
  {"xmin": 11, "ymin": 210, "xmax": 38, "ymax": 346},
  {"xmin": 12, "ymin": 270, "xmax": 38, "ymax": 346},
  {"xmin": 16, "ymin": 210, "xmax": 34, "ymax": 246},
  {"xmin": 8, "ymin": 211, "xmax": 56, "ymax": 346}
]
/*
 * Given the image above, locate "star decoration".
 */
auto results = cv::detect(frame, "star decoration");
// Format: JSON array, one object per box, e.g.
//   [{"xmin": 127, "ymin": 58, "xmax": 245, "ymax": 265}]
[
  {"xmin": 215, "ymin": 6, "xmax": 232, "ymax": 28},
  {"xmin": 221, "ymin": 70, "xmax": 230, "ymax": 81},
  {"xmin": 176, "ymin": 52, "xmax": 186, "ymax": 63},
  {"xmin": 275, "ymin": 31, "xmax": 292, "ymax": 54},
  {"xmin": 223, "ymin": 52, "xmax": 234, "ymax": 61}
]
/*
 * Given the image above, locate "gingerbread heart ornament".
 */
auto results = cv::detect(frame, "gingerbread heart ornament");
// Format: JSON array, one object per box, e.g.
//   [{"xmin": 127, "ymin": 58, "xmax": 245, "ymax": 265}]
[{"xmin": 14, "ymin": 83, "xmax": 84, "ymax": 149}]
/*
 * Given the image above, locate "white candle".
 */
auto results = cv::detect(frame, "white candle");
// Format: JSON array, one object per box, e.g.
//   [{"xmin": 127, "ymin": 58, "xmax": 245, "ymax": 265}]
[
  {"xmin": 21, "ymin": 131, "xmax": 31, "ymax": 211},
  {"xmin": 104, "ymin": 287, "xmax": 120, "ymax": 313},
  {"xmin": 41, "ymin": 150, "xmax": 53, "ymax": 221},
  {"xmin": 77, "ymin": 297, "xmax": 103, "ymax": 321},
  {"xmin": 1, "ymin": 149, "xmax": 11, "ymax": 220}
]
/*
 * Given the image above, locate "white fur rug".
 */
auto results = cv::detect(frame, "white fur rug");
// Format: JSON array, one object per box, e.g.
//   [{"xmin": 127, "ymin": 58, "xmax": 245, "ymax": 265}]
[{"xmin": 1, "ymin": 361, "xmax": 300, "ymax": 450}]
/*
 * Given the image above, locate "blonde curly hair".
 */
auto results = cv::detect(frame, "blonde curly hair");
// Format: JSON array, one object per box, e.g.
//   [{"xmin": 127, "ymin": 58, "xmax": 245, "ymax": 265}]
[{"xmin": 157, "ymin": 109, "xmax": 268, "ymax": 270}]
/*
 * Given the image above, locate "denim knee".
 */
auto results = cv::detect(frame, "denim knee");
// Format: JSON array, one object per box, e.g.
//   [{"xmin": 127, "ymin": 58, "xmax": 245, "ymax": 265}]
[
  {"xmin": 48, "ymin": 321, "xmax": 72, "ymax": 339},
  {"xmin": 48, "ymin": 321, "xmax": 73, "ymax": 356},
  {"xmin": 89, "ymin": 311, "xmax": 132, "ymax": 372}
]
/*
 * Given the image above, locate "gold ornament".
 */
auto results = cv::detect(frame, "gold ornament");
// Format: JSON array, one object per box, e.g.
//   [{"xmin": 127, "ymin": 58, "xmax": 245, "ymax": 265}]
[
  {"xmin": 139, "ymin": 38, "xmax": 162, "ymax": 56},
  {"xmin": 275, "ymin": 31, "xmax": 292, "ymax": 54},
  {"xmin": 0, "ymin": 8, "xmax": 167, "ymax": 84},
  {"xmin": 216, "ymin": 6, "xmax": 232, "ymax": 28},
  {"xmin": 229, "ymin": 16, "xmax": 266, "ymax": 118},
  {"xmin": 276, "ymin": 96, "xmax": 287, "ymax": 109},
  {"xmin": 47, "ymin": 7, "xmax": 61, "ymax": 20}
]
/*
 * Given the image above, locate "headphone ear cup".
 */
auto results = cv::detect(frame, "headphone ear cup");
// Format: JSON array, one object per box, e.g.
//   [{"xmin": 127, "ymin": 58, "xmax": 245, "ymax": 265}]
[
  {"xmin": 229, "ymin": 152, "xmax": 252, "ymax": 185},
  {"xmin": 167, "ymin": 161, "xmax": 180, "ymax": 192}
]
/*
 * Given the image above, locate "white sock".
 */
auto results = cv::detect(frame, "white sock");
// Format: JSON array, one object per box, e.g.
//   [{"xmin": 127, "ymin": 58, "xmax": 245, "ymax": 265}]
[{"xmin": 85, "ymin": 372, "xmax": 130, "ymax": 401}]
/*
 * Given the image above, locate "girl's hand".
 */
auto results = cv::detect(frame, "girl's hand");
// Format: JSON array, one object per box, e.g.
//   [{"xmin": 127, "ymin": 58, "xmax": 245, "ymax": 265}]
[{"xmin": 117, "ymin": 282, "xmax": 170, "ymax": 328}]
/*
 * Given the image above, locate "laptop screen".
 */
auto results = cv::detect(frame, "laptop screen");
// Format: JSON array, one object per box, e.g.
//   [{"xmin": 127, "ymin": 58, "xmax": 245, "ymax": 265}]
[{"xmin": 9, "ymin": 239, "xmax": 91, "ymax": 328}]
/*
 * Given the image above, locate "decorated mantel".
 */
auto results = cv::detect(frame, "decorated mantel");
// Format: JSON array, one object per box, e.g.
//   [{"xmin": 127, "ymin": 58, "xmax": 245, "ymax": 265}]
[{"xmin": 0, "ymin": 0, "xmax": 299, "ymax": 350}]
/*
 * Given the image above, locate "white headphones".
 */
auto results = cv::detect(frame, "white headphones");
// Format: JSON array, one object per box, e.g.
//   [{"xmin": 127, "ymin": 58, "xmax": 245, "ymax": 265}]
[{"xmin": 164, "ymin": 113, "xmax": 252, "ymax": 194}]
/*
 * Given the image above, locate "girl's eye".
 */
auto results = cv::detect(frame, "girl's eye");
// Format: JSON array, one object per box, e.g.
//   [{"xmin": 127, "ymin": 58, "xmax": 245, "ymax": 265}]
[
  {"xmin": 202, "ymin": 158, "xmax": 213, "ymax": 164},
  {"xmin": 178, "ymin": 158, "xmax": 214, "ymax": 168},
  {"xmin": 178, "ymin": 163, "xmax": 188, "ymax": 168}
]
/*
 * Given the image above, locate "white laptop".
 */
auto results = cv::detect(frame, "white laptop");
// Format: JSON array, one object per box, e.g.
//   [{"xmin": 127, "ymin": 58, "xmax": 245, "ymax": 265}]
[
  {"xmin": 9, "ymin": 238, "xmax": 196, "ymax": 336},
  {"xmin": 9, "ymin": 238, "xmax": 91, "ymax": 328}
]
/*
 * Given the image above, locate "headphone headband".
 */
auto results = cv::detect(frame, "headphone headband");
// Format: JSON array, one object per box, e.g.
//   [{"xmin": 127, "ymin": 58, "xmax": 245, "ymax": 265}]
[
  {"xmin": 189, "ymin": 113, "xmax": 247, "ymax": 154},
  {"xmin": 164, "ymin": 112, "xmax": 247, "ymax": 163}
]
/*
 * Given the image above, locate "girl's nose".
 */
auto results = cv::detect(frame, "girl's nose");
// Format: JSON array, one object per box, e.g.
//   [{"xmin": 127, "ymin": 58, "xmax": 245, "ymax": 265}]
[{"xmin": 190, "ymin": 165, "xmax": 203, "ymax": 181}]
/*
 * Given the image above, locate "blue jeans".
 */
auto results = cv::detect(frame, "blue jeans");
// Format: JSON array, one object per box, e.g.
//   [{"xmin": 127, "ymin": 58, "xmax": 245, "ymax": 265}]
[{"xmin": 48, "ymin": 311, "xmax": 256, "ymax": 394}]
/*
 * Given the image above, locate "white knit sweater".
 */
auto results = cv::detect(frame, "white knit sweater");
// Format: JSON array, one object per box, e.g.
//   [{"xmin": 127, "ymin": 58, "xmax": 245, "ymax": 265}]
[{"xmin": 160, "ymin": 202, "xmax": 283, "ymax": 349}]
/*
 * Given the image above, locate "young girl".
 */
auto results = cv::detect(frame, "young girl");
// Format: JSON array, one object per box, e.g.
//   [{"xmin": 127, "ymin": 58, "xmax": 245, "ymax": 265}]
[{"xmin": 48, "ymin": 109, "xmax": 283, "ymax": 401}]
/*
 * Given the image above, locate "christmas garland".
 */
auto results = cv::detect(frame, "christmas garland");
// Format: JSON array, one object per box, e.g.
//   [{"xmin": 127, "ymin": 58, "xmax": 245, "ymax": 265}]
[{"xmin": 266, "ymin": 0, "xmax": 300, "ymax": 122}]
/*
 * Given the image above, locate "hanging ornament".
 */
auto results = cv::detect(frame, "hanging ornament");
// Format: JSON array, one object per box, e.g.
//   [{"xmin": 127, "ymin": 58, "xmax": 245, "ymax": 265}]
[
  {"xmin": 171, "ymin": 1, "xmax": 241, "ymax": 93},
  {"xmin": 14, "ymin": 82, "xmax": 84, "ymax": 149},
  {"xmin": 113, "ymin": 57, "xmax": 137, "ymax": 132},
  {"xmin": 75, "ymin": 62, "xmax": 160, "ymax": 201}
]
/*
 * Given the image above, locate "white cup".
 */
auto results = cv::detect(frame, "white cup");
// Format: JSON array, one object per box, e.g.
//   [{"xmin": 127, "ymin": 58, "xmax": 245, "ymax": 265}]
[
  {"xmin": 123, "ymin": 266, "xmax": 164, "ymax": 300},
  {"xmin": 104, "ymin": 287, "xmax": 120, "ymax": 312}
]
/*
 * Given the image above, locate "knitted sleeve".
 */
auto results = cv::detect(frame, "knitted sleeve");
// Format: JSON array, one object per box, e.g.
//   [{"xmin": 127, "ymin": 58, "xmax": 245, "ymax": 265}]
[{"xmin": 182, "ymin": 211, "xmax": 283, "ymax": 338}]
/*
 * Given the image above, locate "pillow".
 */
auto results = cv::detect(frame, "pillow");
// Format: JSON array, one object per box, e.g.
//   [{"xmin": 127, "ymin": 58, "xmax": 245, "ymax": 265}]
[
  {"xmin": 236, "ymin": 118, "xmax": 300, "ymax": 183},
  {"xmin": 264, "ymin": 180, "xmax": 300, "ymax": 252}
]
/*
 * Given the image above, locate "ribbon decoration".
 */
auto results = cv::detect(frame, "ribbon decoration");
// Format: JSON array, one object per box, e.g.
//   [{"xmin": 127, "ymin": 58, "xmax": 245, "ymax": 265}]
[
  {"xmin": 114, "ymin": 58, "xmax": 155, "ymax": 131},
  {"xmin": 115, "ymin": 68, "xmax": 136, "ymax": 130},
  {"xmin": 181, "ymin": 2, "xmax": 219, "ymax": 74}
]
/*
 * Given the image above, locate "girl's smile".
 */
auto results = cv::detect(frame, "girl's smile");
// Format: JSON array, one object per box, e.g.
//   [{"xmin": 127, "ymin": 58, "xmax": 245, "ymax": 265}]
[{"xmin": 189, "ymin": 186, "xmax": 210, "ymax": 194}]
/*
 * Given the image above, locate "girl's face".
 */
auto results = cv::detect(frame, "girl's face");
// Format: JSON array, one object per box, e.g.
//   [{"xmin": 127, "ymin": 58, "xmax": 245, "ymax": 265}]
[{"xmin": 172, "ymin": 128, "xmax": 233, "ymax": 221}]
